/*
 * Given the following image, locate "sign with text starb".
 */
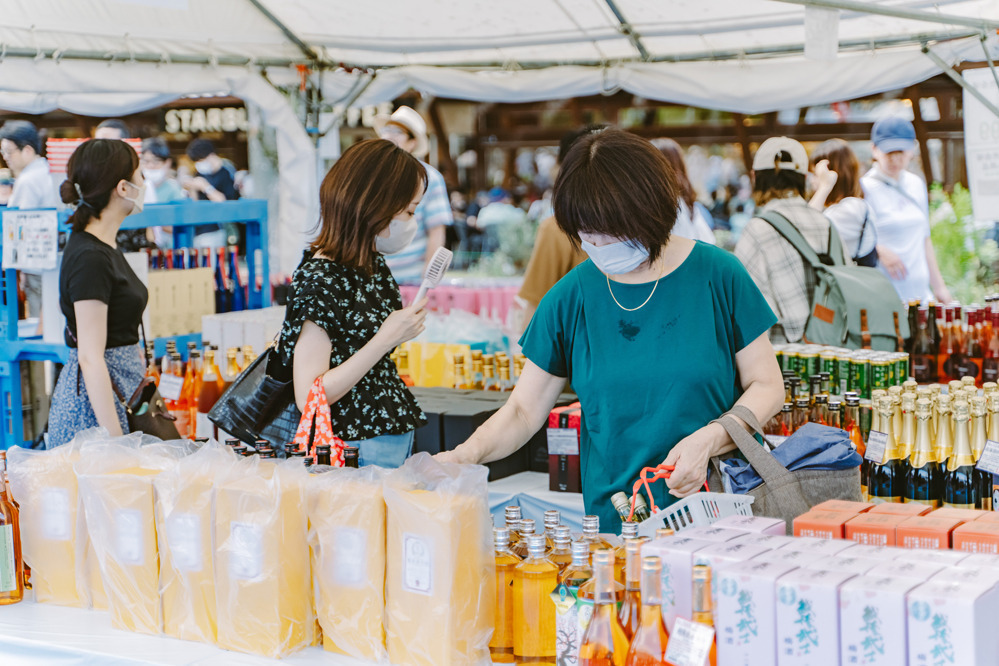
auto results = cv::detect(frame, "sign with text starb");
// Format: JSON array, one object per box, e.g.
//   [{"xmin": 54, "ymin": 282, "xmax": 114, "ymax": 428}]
[{"xmin": 2, "ymin": 209, "xmax": 58, "ymax": 271}]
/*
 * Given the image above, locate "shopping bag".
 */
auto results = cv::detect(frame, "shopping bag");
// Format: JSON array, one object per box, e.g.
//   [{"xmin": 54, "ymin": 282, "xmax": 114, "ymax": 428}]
[{"xmin": 292, "ymin": 376, "xmax": 345, "ymax": 464}]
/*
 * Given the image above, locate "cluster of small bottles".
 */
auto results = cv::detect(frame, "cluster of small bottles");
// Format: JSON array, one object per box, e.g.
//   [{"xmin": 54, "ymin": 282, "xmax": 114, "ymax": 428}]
[
  {"xmin": 146, "ymin": 245, "xmax": 253, "ymax": 313},
  {"xmin": 864, "ymin": 378, "xmax": 999, "ymax": 511},
  {"xmin": 144, "ymin": 340, "xmax": 258, "ymax": 439},
  {"xmin": 906, "ymin": 300, "xmax": 999, "ymax": 387},
  {"xmin": 390, "ymin": 348, "xmax": 527, "ymax": 391},
  {"xmin": 764, "ymin": 373, "xmax": 870, "ymax": 446},
  {"xmin": 0, "ymin": 450, "xmax": 24, "ymax": 606},
  {"xmin": 493, "ymin": 507, "xmax": 716, "ymax": 665},
  {"xmin": 774, "ymin": 343, "xmax": 910, "ymax": 401},
  {"xmin": 219, "ymin": 437, "xmax": 359, "ymax": 470}
]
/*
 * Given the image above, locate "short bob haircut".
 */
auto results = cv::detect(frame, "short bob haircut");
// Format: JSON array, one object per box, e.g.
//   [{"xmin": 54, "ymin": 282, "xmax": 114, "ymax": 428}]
[
  {"xmin": 552, "ymin": 128, "xmax": 678, "ymax": 266},
  {"xmin": 810, "ymin": 138, "xmax": 863, "ymax": 205},
  {"xmin": 312, "ymin": 139, "xmax": 426, "ymax": 272}
]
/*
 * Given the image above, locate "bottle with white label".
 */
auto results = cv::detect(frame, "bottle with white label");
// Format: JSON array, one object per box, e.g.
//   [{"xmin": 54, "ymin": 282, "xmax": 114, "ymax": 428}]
[{"xmin": 0, "ymin": 454, "xmax": 24, "ymax": 605}]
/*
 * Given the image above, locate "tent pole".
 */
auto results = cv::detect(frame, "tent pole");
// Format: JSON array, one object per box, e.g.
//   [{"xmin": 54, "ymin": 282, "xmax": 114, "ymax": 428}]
[
  {"xmin": 922, "ymin": 45, "xmax": 999, "ymax": 120},
  {"xmin": 980, "ymin": 35, "xmax": 999, "ymax": 92},
  {"xmin": 769, "ymin": 0, "xmax": 999, "ymax": 32},
  {"xmin": 906, "ymin": 84, "xmax": 935, "ymax": 182},
  {"xmin": 244, "ymin": 0, "xmax": 320, "ymax": 63},
  {"xmin": 602, "ymin": 0, "xmax": 650, "ymax": 61}
]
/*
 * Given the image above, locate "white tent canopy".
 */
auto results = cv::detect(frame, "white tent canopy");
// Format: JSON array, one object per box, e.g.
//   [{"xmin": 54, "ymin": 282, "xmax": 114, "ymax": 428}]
[{"xmin": 1, "ymin": 0, "xmax": 998, "ymax": 274}]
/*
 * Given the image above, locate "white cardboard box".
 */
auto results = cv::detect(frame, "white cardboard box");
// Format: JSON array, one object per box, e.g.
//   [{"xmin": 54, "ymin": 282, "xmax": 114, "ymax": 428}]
[
  {"xmin": 642, "ymin": 536, "xmax": 714, "ymax": 632},
  {"xmin": 731, "ymin": 533, "xmax": 798, "ymax": 550},
  {"xmin": 754, "ymin": 548, "xmax": 828, "ymax": 568},
  {"xmin": 930, "ymin": 565, "xmax": 999, "ymax": 588},
  {"xmin": 682, "ymin": 525, "xmax": 749, "ymax": 543},
  {"xmin": 776, "ymin": 567, "xmax": 858, "ymax": 666},
  {"xmin": 711, "ymin": 514, "xmax": 786, "ymax": 535},
  {"xmin": 953, "ymin": 553, "xmax": 999, "ymax": 569},
  {"xmin": 839, "ymin": 544, "xmax": 907, "ymax": 560},
  {"xmin": 695, "ymin": 541, "xmax": 775, "ymax": 621},
  {"xmin": 839, "ymin": 575, "xmax": 921, "ymax": 666},
  {"xmin": 907, "ymin": 579, "xmax": 999, "ymax": 666},
  {"xmin": 893, "ymin": 549, "xmax": 969, "ymax": 567},
  {"xmin": 780, "ymin": 537, "xmax": 856, "ymax": 556},
  {"xmin": 807, "ymin": 555, "xmax": 883, "ymax": 575},
  {"xmin": 867, "ymin": 560, "xmax": 945, "ymax": 581},
  {"xmin": 716, "ymin": 560, "xmax": 799, "ymax": 666}
]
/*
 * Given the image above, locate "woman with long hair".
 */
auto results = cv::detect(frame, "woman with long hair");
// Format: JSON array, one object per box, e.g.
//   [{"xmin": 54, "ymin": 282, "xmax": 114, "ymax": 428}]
[{"xmin": 809, "ymin": 138, "xmax": 878, "ymax": 267}]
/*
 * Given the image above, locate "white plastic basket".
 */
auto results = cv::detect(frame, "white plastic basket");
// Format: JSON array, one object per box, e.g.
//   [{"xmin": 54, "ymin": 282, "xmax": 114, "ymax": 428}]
[{"xmin": 636, "ymin": 492, "xmax": 755, "ymax": 538}]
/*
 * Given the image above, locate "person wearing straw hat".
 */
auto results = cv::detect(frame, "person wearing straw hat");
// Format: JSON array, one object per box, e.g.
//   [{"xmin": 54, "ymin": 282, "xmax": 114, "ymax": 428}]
[{"xmin": 374, "ymin": 106, "xmax": 453, "ymax": 284}]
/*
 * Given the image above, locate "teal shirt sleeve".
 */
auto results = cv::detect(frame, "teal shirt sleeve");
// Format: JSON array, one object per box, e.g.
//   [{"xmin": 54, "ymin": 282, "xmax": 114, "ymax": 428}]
[
  {"xmin": 517, "ymin": 270, "xmax": 577, "ymax": 378},
  {"xmin": 724, "ymin": 250, "xmax": 779, "ymax": 351}
]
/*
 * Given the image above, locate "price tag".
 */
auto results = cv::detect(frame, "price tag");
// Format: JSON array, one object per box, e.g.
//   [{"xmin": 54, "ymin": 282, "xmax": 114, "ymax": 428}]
[
  {"xmin": 864, "ymin": 431, "xmax": 889, "ymax": 463},
  {"xmin": 158, "ymin": 374, "xmax": 184, "ymax": 402},
  {"xmin": 547, "ymin": 428, "xmax": 579, "ymax": 456},
  {"xmin": 977, "ymin": 439, "xmax": 999, "ymax": 475},
  {"xmin": 663, "ymin": 617, "xmax": 715, "ymax": 666}
]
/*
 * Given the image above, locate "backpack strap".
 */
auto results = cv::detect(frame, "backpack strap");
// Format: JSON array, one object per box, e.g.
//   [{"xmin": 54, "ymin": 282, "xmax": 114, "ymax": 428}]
[{"xmin": 756, "ymin": 210, "xmax": 845, "ymax": 268}]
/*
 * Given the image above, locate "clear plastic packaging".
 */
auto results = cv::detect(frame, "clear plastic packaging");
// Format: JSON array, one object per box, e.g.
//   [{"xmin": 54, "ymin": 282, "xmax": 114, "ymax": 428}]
[
  {"xmin": 153, "ymin": 442, "xmax": 238, "ymax": 643},
  {"xmin": 307, "ymin": 465, "xmax": 387, "ymax": 661},
  {"xmin": 383, "ymin": 453, "xmax": 495, "ymax": 666},
  {"xmin": 214, "ymin": 455, "xmax": 314, "ymax": 658}
]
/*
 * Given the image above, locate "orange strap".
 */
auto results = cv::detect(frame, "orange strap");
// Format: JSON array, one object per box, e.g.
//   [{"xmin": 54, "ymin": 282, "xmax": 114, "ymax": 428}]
[{"xmin": 627, "ymin": 464, "xmax": 710, "ymax": 521}]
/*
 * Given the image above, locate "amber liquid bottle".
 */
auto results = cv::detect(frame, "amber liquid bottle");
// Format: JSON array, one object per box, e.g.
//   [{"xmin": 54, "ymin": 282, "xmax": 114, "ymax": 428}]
[
  {"xmin": 844, "ymin": 395, "xmax": 868, "ymax": 500},
  {"xmin": 543, "ymin": 509, "xmax": 561, "ymax": 551},
  {"xmin": 614, "ymin": 521, "xmax": 639, "ymax": 585},
  {"xmin": 513, "ymin": 535, "xmax": 558, "ymax": 664},
  {"xmin": 579, "ymin": 550, "xmax": 629, "ymax": 666},
  {"xmin": 491, "ymin": 528, "xmax": 521, "ymax": 663},
  {"xmin": 617, "ymin": 539, "xmax": 645, "ymax": 641},
  {"xmin": 397, "ymin": 349, "xmax": 415, "ymax": 387},
  {"xmin": 985, "ymin": 310, "xmax": 999, "ymax": 383},
  {"xmin": 625, "ymin": 556, "xmax": 669, "ymax": 666},
  {"xmin": 512, "ymin": 518, "xmax": 537, "ymax": 560},
  {"xmin": 904, "ymin": 399, "xmax": 942, "ymax": 507},
  {"xmin": 185, "ymin": 349, "xmax": 202, "ymax": 438},
  {"xmin": 581, "ymin": 515, "xmax": 614, "ymax": 565},
  {"xmin": 792, "ymin": 397, "xmax": 810, "ymax": 432},
  {"xmin": 943, "ymin": 401, "xmax": 980, "ymax": 509},
  {"xmin": 0, "ymin": 454, "xmax": 24, "ymax": 605},
  {"xmin": 144, "ymin": 342, "xmax": 160, "ymax": 386},
  {"xmin": 549, "ymin": 527, "xmax": 574, "ymax": 577},
  {"xmin": 196, "ymin": 348, "xmax": 222, "ymax": 440}
]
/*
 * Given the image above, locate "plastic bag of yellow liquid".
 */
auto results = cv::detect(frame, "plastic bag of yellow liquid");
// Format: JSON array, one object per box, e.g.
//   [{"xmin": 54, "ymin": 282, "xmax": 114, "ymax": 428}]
[
  {"xmin": 307, "ymin": 465, "xmax": 387, "ymax": 661},
  {"xmin": 215, "ymin": 456, "xmax": 314, "ymax": 658},
  {"xmin": 154, "ymin": 442, "xmax": 238, "ymax": 644},
  {"xmin": 75, "ymin": 436, "xmax": 189, "ymax": 634},
  {"xmin": 383, "ymin": 453, "xmax": 495, "ymax": 666}
]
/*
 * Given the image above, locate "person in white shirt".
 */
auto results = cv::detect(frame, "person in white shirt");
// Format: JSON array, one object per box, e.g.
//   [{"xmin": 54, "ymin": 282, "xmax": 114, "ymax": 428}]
[
  {"xmin": 860, "ymin": 116, "xmax": 951, "ymax": 303},
  {"xmin": 651, "ymin": 138, "xmax": 716, "ymax": 245},
  {"xmin": 808, "ymin": 138, "xmax": 878, "ymax": 267}
]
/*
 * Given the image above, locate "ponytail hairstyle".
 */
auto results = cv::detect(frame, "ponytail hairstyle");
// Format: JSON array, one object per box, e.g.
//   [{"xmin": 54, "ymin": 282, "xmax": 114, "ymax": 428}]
[{"xmin": 58, "ymin": 139, "xmax": 139, "ymax": 233}]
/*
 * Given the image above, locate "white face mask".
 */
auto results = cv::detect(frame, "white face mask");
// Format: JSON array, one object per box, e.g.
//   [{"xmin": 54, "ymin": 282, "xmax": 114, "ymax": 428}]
[
  {"xmin": 142, "ymin": 167, "xmax": 167, "ymax": 186},
  {"xmin": 123, "ymin": 180, "xmax": 146, "ymax": 214},
  {"xmin": 375, "ymin": 217, "xmax": 418, "ymax": 255},
  {"xmin": 580, "ymin": 237, "xmax": 649, "ymax": 275},
  {"xmin": 195, "ymin": 160, "xmax": 214, "ymax": 176}
]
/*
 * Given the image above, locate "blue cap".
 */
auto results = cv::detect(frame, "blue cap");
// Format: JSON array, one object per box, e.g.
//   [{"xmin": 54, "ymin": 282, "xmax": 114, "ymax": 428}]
[{"xmin": 871, "ymin": 116, "xmax": 916, "ymax": 153}]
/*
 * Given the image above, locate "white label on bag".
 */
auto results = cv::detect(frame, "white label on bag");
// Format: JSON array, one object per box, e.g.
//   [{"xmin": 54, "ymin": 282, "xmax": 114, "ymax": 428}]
[
  {"xmin": 167, "ymin": 513, "xmax": 203, "ymax": 572},
  {"xmin": 865, "ymin": 431, "xmax": 889, "ymax": 463},
  {"xmin": 547, "ymin": 428, "xmax": 579, "ymax": 455},
  {"xmin": 158, "ymin": 374, "xmax": 184, "ymax": 402},
  {"xmin": 40, "ymin": 487, "xmax": 71, "ymax": 541},
  {"xmin": 402, "ymin": 533, "xmax": 433, "ymax": 595},
  {"xmin": 115, "ymin": 509, "xmax": 144, "ymax": 565},
  {"xmin": 977, "ymin": 440, "xmax": 999, "ymax": 475},
  {"xmin": 229, "ymin": 522, "xmax": 264, "ymax": 580},
  {"xmin": 332, "ymin": 527, "xmax": 367, "ymax": 588},
  {"xmin": 664, "ymin": 617, "xmax": 715, "ymax": 666}
]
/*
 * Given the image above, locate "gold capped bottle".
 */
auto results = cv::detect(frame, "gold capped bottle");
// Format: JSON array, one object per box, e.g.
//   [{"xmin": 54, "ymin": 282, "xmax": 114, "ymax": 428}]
[
  {"xmin": 513, "ymin": 535, "xmax": 558, "ymax": 664},
  {"xmin": 898, "ymin": 393, "xmax": 917, "ymax": 461},
  {"xmin": 888, "ymin": 385, "xmax": 904, "ymax": 447},
  {"xmin": 579, "ymin": 550, "xmax": 629, "ymax": 666},
  {"xmin": 944, "ymin": 401, "xmax": 980, "ymax": 509},
  {"xmin": 617, "ymin": 538, "xmax": 646, "ymax": 641},
  {"xmin": 935, "ymin": 395, "xmax": 954, "ymax": 466},
  {"xmin": 904, "ymin": 399, "xmax": 942, "ymax": 507},
  {"xmin": 971, "ymin": 396, "xmax": 992, "ymax": 510},
  {"xmin": 625, "ymin": 556, "xmax": 670, "ymax": 666},
  {"xmin": 868, "ymin": 396, "xmax": 906, "ymax": 503},
  {"xmin": 491, "ymin": 528, "xmax": 521, "ymax": 663}
]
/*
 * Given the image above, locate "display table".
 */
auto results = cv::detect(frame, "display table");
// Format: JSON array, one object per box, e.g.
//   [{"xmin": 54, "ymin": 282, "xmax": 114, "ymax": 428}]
[{"xmin": 487, "ymin": 471, "xmax": 585, "ymax": 532}]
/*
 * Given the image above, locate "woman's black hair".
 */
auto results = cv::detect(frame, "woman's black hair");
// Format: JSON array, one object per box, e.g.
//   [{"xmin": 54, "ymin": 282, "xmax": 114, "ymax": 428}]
[{"xmin": 58, "ymin": 139, "xmax": 140, "ymax": 233}]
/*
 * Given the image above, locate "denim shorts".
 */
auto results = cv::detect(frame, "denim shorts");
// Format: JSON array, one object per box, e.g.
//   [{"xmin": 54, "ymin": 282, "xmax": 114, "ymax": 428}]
[{"xmin": 345, "ymin": 430, "xmax": 415, "ymax": 469}]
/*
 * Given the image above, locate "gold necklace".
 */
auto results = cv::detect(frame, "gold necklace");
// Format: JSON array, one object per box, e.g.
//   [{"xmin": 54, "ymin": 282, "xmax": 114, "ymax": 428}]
[{"xmin": 606, "ymin": 274, "xmax": 661, "ymax": 312}]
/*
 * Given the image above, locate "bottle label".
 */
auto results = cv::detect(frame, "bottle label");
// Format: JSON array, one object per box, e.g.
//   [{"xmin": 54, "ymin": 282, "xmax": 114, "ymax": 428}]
[
  {"xmin": 664, "ymin": 617, "xmax": 715, "ymax": 666},
  {"xmin": 229, "ymin": 521, "xmax": 264, "ymax": 580},
  {"xmin": 40, "ymin": 487, "xmax": 71, "ymax": 541},
  {"xmin": 402, "ymin": 533, "xmax": 433, "ymax": 595},
  {"xmin": 158, "ymin": 374, "xmax": 184, "ymax": 401},
  {"xmin": 0, "ymin": 524, "xmax": 15, "ymax": 593},
  {"xmin": 167, "ymin": 512, "xmax": 203, "ymax": 572},
  {"xmin": 864, "ymin": 432, "xmax": 889, "ymax": 463},
  {"xmin": 331, "ymin": 526, "xmax": 367, "ymax": 588},
  {"xmin": 114, "ymin": 508, "xmax": 144, "ymax": 565},
  {"xmin": 552, "ymin": 584, "xmax": 580, "ymax": 664},
  {"xmin": 977, "ymin": 440, "xmax": 999, "ymax": 475}
]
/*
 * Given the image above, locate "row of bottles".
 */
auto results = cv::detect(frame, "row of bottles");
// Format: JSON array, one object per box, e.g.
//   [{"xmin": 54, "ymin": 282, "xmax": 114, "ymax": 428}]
[
  {"xmin": 907, "ymin": 300, "xmax": 999, "ymax": 386},
  {"xmin": 220, "ymin": 437, "xmax": 359, "ymax": 469},
  {"xmin": 454, "ymin": 350, "xmax": 525, "ymax": 391},
  {"xmin": 773, "ymin": 343, "xmax": 909, "ymax": 400},
  {"xmin": 147, "ymin": 245, "xmax": 253, "ymax": 313},
  {"xmin": 494, "ymin": 507, "xmax": 715, "ymax": 665},
  {"xmin": 865, "ymin": 379, "xmax": 999, "ymax": 510}
]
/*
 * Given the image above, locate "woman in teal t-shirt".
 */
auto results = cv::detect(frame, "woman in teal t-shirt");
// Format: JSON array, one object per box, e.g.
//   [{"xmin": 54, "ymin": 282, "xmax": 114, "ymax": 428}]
[{"xmin": 438, "ymin": 130, "xmax": 785, "ymax": 529}]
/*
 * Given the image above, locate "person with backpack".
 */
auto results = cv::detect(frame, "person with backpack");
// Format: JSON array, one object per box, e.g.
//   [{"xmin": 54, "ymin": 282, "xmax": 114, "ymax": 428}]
[{"xmin": 735, "ymin": 137, "xmax": 849, "ymax": 344}]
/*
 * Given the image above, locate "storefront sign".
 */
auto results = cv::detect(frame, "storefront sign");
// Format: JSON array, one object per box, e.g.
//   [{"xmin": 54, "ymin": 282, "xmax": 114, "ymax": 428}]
[{"xmin": 165, "ymin": 107, "xmax": 249, "ymax": 134}]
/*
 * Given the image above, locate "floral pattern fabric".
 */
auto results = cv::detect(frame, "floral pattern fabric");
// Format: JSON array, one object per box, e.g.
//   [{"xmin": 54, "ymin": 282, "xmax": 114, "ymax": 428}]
[{"xmin": 275, "ymin": 252, "xmax": 426, "ymax": 441}]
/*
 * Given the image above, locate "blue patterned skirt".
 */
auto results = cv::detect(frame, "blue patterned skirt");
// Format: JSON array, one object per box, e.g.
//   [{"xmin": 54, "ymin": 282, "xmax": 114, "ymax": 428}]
[{"xmin": 47, "ymin": 344, "xmax": 145, "ymax": 448}]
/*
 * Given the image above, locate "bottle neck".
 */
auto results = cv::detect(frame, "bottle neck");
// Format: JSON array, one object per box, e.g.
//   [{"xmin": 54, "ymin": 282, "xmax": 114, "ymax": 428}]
[
  {"xmin": 593, "ymin": 558, "xmax": 616, "ymax": 605},
  {"xmin": 640, "ymin": 565, "xmax": 661, "ymax": 606},
  {"xmin": 692, "ymin": 574, "xmax": 713, "ymax": 626},
  {"xmin": 951, "ymin": 416, "xmax": 976, "ymax": 468},
  {"xmin": 912, "ymin": 414, "xmax": 934, "ymax": 468}
]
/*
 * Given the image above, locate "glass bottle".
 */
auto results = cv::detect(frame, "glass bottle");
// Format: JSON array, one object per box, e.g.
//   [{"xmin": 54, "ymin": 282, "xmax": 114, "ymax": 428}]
[
  {"xmin": 935, "ymin": 395, "xmax": 955, "ymax": 470},
  {"xmin": 986, "ymin": 309, "xmax": 999, "ymax": 383},
  {"xmin": 971, "ymin": 397, "xmax": 992, "ymax": 511},
  {"xmin": 779, "ymin": 403, "xmax": 793, "ymax": 436},
  {"xmin": 844, "ymin": 395, "xmax": 868, "ymax": 500},
  {"xmin": 549, "ymin": 526, "xmax": 574, "ymax": 576},
  {"xmin": 827, "ymin": 398, "xmax": 842, "ymax": 429},
  {"xmin": 617, "ymin": 538, "xmax": 646, "ymax": 641},
  {"xmin": 808, "ymin": 375, "xmax": 822, "ymax": 406},
  {"xmin": 453, "ymin": 358, "xmax": 469, "ymax": 390},
  {"xmin": 625, "ymin": 556, "xmax": 669, "ymax": 666},
  {"xmin": 888, "ymin": 386, "xmax": 904, "ymax": 448},
  {"xmin": 491, "ymin": 527, "xmax": 521, "ymax": 664},
  {"xmin": 667, "ymin": 564, "xmax": 718, "ymax": 666},
  {"xmin": 227, "ymin": 245, "xmax": 246, "ymax": 312},
  {"xmin": 809, "ymin": 395, "xmax": 829, "ymax": 426},
  {"xmin": 614, "ymin": 522, "xmax": 640, "ymax": 585},
  {"xmin": 579, "ymin": 550, "xmax": 629, "ymax": 666},
  {"xmin": 512, "ymin": 519, "xmax": 537, "ymax": 560},
  {"xmin": 397, "ymin": 350, "xmax": 415, "ymax": 387},
  {"xmin": 241, "ymin": 345, "xmax": 256, "ymax": 367},
  {"xmin": 343, "ymin": 446, "xmax": 360, "ymax": 468},
  {"xmin": 860, "ymin": 308, "xmax": 872, "ymax": 349},
  {"xmin": 144, "ymin": 342, "xmax": 160, "ymax": 386},
  {"xmin": 559, "ymin": 541, "xmax": 594, "ymax": 666},
  {"xmin": 904, "ymin": 399, "xmax": 942, "ymax": 507},
  {"xmin": 214, "ymin": 246, "xmax": 230, "ymax": 313},
  {"xmin": 792, "ymin": 397, "xmax": 810, "ymax": 432},
  {"xmin": 224, "ymin": 348, "xmax": 242, "ymax": 387},
  {"xmin": 315, "ymin": 444, "xmax": 332, "ymax": 467},
  {"xmin": 944, "ymin": 401, "xmax": 980, "ymax": 509},
  {"xmin": 513, "ymin": 535, "xmax": 558, "ymax": 664},
  {"xmin": 168, "ymin": 352, "xmax": 191, "ymax": 437},
  {"xmin": 505, "ymin": 505, "xmax": 523, "ymax": 549},
  {"xmin": 610, "ymin": 492, "xmax": 650, "ymax": 523},
  {"xmin": 0, "ymin": 453, "xmax": 23, "ymax": 605},
  {"xmin": 898, "ymin": 393, "xmax": 917, "ymax": 462},
  {"xmin": 868, "ymin": 397, "xmax": 906, "ymax": 504},
  {"xmin": 499, "ymin": 363, "xmax": 514, "ymax": 392},
  {"xmin": 472, "ymin": 359, "xmax": 485, "ymax": 390},
  {"xmin": 581, "ymin": 515, "xmax": 614, "ymax": 565},
  {"xmin": 185, "ymin": 349, "xmax": 203, "ymax": 437},
  {"xmin": 196, "ymin": 348, "xmax": 222, "ymax": 441},
  {"xmin": 988, "ymin": 393, "xmax": 999, "ymax": 443}
]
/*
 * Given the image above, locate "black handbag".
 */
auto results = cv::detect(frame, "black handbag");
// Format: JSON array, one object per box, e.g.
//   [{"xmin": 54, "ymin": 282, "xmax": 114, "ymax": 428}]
[
  {"xmin": 116, "ymin": 377, "xmax": 182, "ymax": 441},
  {"xmin": 207, "ymin": 347, "xmax": 302, "ymax": 447}
]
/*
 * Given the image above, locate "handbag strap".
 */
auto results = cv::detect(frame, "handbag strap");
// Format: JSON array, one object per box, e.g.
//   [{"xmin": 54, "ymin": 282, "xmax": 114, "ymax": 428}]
[
  {"xmin": 292, "ymin": 377, "xmax": 346, "ymax": 466},
  {"xmin": 711, "ymin": 408, "xmax": 795, "ymax": 487}
]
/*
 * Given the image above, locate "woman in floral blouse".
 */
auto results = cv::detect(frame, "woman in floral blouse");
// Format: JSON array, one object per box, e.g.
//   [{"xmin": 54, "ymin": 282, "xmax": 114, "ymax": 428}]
[{"xmin": 275, "ymin": 139, "xmax": 428, "ymax": 467}]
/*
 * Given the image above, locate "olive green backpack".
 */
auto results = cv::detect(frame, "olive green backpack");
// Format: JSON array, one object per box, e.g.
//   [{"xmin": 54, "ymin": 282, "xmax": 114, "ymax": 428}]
[{"xmin": 757, "ymin": 211, "xmax": 908, "ymax": 351}]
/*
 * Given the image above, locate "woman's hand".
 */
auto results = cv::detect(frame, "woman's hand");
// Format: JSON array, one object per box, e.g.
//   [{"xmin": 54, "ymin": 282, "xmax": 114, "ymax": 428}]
[
  {"xmin": 662, "ymin": 422, "xmax": 726, "ymax": 498},
  {"xmin": 812, "ymin": 159, "xmax": 838, "ymax": 194},
  {"xmin": 375, "ymin": 297, "xmax": 428, "ymax": 351},
  {"xmin": 877, "ymin": 245, "xmax": 907, "ymax": 280}
]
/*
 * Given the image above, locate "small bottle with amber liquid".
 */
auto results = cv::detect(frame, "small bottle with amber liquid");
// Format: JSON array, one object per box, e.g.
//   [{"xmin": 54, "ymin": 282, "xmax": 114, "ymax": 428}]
[
  {"xmin": 809, "ymin": 394, "xmax": 830, "ymax": 426},
  {"xmin": 505, "ymin": 505, "xmax": 523, "ymax": 549},
  {"xmin": 904, "ymin": 399, "xmax": 942, "ymax": 507},
  {"xmin": 617, "ymin": 538, "xmax": 646, "ymax": 641},
  {"xmin": 513, "ymin": 535, "xmax": 558, "ymax": 664},
  {"xmin": 491, "ymin": 527, "xmax": 521, "ymax": 663},
  {"xmin": 844, "ymin": 395, "xmax": 868, "ymax": 499},
  {"xmin": 0, "ymin": 452, "xmax": 23, "ymax": 605},
  {"xmin": 625, "ymin": 556, "xmax": 669, "ymax": 666},
  {"xmin": 512, "ymin": 518, "xmax": 537, "ymax": 560},
  {"xmin": 549, "ymin": 526, "xmax": 574, "ymax": 576},
  {"xmin": 614, "ymin": 522, "xmax": 640, "ymax": 585},
  {"xmin": 792, "ymin": 397, "xmax": 810, "ymax": 432},
  {"xmin": 579, "ymin": 549, "xmax": 629, "ymax": 666},
  {"xmin": 944, "ymin": 401, "xmax": 980, "ymax": 509}
]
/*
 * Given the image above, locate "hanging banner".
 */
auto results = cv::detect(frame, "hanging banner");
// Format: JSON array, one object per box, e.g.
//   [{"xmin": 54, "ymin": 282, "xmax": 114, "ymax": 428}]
[
  {"xmin": 2, "ymin": 209, "xmax": 59, "ymax": 271},
  {"xmin": 963, "ymin": 68, "xmax": 999, "ymax": 223}
]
